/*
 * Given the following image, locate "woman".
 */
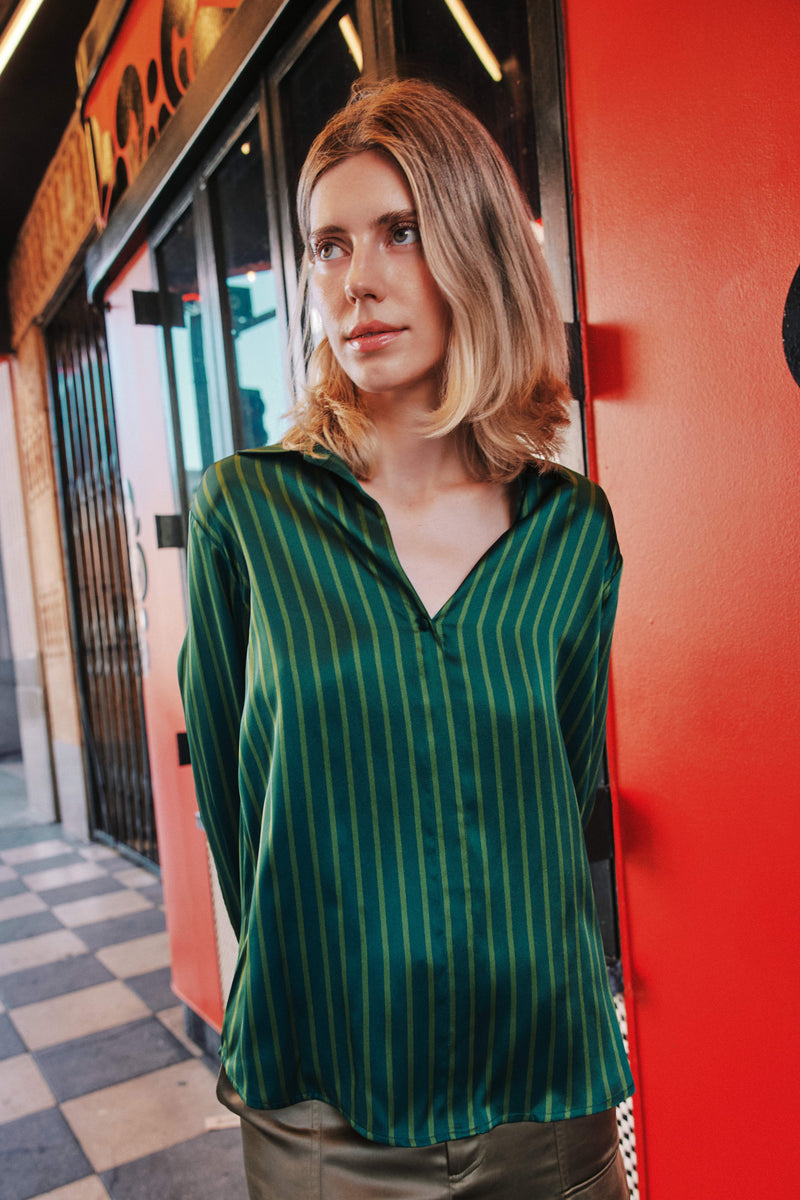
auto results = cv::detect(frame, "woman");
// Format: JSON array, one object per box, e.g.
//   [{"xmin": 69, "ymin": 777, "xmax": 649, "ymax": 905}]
[{"xmin": 179, "ymin": 78, "xmax": 633, "ymax": 1199}]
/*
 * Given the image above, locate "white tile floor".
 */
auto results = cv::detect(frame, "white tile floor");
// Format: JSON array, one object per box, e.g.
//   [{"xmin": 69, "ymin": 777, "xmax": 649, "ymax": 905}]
[{"xmin": 0, "ymin": 787, "xmax": 247, "ymax": 1200}]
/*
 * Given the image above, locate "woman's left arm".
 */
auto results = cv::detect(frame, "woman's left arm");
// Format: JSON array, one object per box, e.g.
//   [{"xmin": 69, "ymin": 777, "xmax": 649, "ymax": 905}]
[
  {"xmin": 577, "ymin": 553, "xmax": 622, "ymax": 827},
  {"xmin": 178, "ymin": 497, "xmax": 249, "ymax": 934}
]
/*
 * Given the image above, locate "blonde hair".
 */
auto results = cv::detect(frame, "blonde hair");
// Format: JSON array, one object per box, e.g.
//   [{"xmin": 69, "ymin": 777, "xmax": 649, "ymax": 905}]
[{"xmin": 283, "ymin": 78, "xmax": 571, "ymax": 481}]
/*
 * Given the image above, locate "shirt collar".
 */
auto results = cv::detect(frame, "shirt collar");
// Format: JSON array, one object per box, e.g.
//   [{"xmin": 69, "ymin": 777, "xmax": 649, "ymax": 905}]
[
  {"xmin": 239, "ymin": 442, "xmax": 562, "ymax": 520},
  {"xmin": 238, "ymin": 442, "xmax": 360, "ymax": 485}
]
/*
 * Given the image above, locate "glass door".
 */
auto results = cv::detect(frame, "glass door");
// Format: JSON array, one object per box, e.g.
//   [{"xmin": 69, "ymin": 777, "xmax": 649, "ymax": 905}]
[
  {"xmin": 154, "ymin": 107, "xmax": 288, "ymax": 522},
  {"xmin": 392, "ymin": 0, "xmax": 583, "ymax": 468},
  {"xmin": 395, "ymin": 0, "xmax": 542, "ymax": 220},
  {"xmin": 156, "ymin": 204, "xmax": 225, "ymax": 518},
  {"xmin": 211, "ymin": 115, "xmax": 288, "ymax": 449}
]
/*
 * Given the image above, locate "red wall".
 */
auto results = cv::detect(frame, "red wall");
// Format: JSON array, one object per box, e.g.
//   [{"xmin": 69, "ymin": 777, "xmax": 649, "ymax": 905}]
[{"xmin": 564, "ymin": 1, "xmax": 800, "ymax": 1196}]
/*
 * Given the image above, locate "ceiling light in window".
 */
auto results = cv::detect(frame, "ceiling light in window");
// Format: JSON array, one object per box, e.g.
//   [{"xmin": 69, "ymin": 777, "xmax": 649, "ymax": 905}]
[
  {"xmin": 443, "ymin": 0, "xmax": 502, "ymax": 82},
  {"xmin": 0, "ymin": 0, "xmax": 47, "ymax": 79},
  {"xmin": 338, "ymin": 15, "xmax": 363, "ymax": 73}
]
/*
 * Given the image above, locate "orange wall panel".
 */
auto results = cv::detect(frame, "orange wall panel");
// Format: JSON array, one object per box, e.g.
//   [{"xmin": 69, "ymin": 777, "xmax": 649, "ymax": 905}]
[
  {"xmin": 104, "ymin": 245, "xmax": 224, "ymax": 1030},
  {"xmin": 564, "ymin": 1, "xmax": 800, "ymax": 1196}
]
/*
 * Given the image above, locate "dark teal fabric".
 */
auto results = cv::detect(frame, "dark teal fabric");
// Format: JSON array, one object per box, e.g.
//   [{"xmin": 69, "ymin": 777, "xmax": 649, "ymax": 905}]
[{"xmin": 178, "ymin": 446, "xmax": 633, "ymax": 1147}]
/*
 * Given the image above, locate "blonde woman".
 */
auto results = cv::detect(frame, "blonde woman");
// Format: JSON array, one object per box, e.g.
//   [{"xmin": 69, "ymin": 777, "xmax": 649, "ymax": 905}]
[{"xmin": 180, "ymin": 78, "xmax": 633, "ymax": 1199}]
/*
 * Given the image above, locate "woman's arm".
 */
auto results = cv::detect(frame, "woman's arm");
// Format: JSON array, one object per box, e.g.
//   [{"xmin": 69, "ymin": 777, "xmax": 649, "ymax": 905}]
[
  {"xmin": 578, "ymin": 555, "xmax": 622, "ymax": 827},
  {"xmin": 178, "ymin": 503, "xmax": 249, "ymax": 933}
]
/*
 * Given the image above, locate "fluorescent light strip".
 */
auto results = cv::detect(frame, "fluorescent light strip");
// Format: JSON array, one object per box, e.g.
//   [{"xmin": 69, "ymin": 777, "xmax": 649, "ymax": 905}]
[
  {"xmin": 338, "ymin": 15, "xmax": 363, "ymax": 73},
  {"xmin": 0, "ymin": 0, "xmax": 47, "ymax": 79},
  {"xmin": 443, "ymin": 0, "xmax": 502, "ymax": 82}
]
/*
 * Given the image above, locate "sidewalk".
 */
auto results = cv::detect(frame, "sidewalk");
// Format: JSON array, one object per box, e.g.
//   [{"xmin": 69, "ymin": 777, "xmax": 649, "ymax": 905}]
[{"xmin": 0, "ymin": 759, "xmax": 247, "ymax": 1200}]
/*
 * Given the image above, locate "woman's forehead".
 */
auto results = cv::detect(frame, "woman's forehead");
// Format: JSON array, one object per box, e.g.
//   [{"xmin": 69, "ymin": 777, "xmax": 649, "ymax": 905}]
[{"xmin": 309, "ymin": 151, "xmax": 413, "ymax": 225}]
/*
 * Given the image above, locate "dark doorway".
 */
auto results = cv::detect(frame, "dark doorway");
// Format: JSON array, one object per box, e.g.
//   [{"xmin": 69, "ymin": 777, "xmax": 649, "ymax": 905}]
[{"xmin": 48, "ymin": 281, "xmax": 157, "ymax": 865}]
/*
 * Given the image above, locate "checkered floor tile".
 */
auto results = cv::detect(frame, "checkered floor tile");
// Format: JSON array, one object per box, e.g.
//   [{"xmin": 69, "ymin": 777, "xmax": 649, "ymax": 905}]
[{"xmin": 0, "ymin": 817, "xmax": 247, "ymax": 1200}]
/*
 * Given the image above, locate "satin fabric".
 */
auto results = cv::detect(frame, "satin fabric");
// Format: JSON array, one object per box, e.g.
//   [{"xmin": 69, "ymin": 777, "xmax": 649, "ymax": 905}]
[
  {"xmin": 217, "ymin": 1069, "xmax": 629, "ymax": 1199},
  {"xmin": 181, "ymin": 450, "xmax": 633, "ymax": 1146}
]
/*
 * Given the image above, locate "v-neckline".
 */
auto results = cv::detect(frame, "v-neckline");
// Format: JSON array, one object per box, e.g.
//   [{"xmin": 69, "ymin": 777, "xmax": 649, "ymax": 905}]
[
  {"xmin": 243, "ymin": 446, "xmax": 543, "ymax": 621},
  {"xmin": 356, "ymin": 473, "xmax": 529, "ymax": 621}
]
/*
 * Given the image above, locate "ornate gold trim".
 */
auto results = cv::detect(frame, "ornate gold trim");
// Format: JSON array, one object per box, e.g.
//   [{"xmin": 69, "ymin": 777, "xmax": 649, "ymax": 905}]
[{"xmin": 8, "ymin": 113, "xmax": 99, "ymax": 348}]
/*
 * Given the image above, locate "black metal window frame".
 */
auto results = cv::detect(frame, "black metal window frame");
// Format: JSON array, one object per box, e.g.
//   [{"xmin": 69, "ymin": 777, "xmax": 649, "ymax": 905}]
[{"xmin": 147, "ymin": 98, "xmax": 269, "ymax": 533}]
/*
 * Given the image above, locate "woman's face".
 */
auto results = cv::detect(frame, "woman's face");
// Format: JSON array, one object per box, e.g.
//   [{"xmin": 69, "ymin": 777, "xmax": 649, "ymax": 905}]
[{"xmin": 307, "ymin": 150, "xmax": 450, "ymax": 410}]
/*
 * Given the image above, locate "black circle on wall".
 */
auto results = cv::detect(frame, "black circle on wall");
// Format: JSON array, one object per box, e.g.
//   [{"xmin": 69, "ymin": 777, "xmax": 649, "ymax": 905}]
[
  {"xmin": 147, "ymin": 59, "xmax": 158, "ymax": 104},
  {"xmin": 783, "ymin": 265, "xmax": 800, "ymax": 387}
]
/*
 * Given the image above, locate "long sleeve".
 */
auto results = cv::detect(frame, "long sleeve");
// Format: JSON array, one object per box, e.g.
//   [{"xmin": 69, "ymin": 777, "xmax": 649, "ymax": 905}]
[
  {"xmin": 554, "ymin": 489, "xmax": 622, "ymax": 830},
  {"xmin": 178, "ymin": 503, "xmax": 250, "ymax": 933},
  {"xmin": 579, "ymin": 551, "xmax": 622, "ymax": 827}
]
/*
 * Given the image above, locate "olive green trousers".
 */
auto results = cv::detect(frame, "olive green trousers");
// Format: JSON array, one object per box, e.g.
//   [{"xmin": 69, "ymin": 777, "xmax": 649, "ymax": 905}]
[{"xmin": 217, "ymin": 1069, "xmax": 629, "ymax": 1199}]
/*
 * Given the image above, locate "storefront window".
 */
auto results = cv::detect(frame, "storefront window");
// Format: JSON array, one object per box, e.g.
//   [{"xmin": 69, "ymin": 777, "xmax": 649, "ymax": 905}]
[
  {"xmin": 156, "ymin": 207, "xmax": 217, "ymax": 502},
  {"xmin": 396, "ymin": 0, "xmax": 541, "ymax": 220},
  {"xmin": 213, "ymin": 118, "xmax": 286, "ymax": 447},
  {"xmin": 277, "ymin": 1, "xmax": 362, "ymax": 218}
]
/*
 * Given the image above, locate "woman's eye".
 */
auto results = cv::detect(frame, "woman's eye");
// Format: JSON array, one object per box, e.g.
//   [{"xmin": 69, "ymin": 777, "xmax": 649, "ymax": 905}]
[
  {"xmin": 314, "ymin": 241, "xmax": 344, "ymax": 262},
  {"xmin": 391, "ymin": 225, "xmax": 420, "ymax": 247}
]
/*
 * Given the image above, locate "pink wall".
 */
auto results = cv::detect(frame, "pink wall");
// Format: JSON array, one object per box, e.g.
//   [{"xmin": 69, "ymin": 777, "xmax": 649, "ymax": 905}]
[
  {"xmin": 564, "ymin": 1, "xmax": 800, "ymax": 1195},
  {"xmin": 104, "ymin": 247, "xmax": 224, "ymax": 1031}
]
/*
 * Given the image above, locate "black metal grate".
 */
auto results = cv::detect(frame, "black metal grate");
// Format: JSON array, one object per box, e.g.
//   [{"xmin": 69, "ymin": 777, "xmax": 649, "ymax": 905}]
[{"xmin": 47, "ymin": 282, "xmax": 158, "ymax": 865}]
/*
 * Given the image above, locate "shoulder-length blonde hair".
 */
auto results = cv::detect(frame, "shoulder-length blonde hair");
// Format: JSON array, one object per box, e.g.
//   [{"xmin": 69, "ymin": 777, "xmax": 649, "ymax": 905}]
[{"xmin": 282, "ymin": 77, "xmax": 571, "ymax": 481}]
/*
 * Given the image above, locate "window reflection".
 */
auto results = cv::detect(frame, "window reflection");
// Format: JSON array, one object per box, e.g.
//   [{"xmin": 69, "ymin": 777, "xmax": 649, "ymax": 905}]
[
  {"xmin": 157, "ymin": 208, "xmax": 214, "ymax": 501},
  {"xmin": 396, "ymin": 0, "xmax": 541, "ymax": 221},
  {"xmin": 278, "ymin": 2, "xmax": 362, "ymax": 218},
  {"xmin": 213, "ymin": 118, "xmax": 286, "ymax": 447}
]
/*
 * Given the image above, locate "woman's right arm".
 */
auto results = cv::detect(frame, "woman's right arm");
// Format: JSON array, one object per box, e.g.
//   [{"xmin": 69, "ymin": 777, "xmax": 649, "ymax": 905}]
[{"xmin": 178, "ymin": 503, "xmax": 249, "ymax": 934}]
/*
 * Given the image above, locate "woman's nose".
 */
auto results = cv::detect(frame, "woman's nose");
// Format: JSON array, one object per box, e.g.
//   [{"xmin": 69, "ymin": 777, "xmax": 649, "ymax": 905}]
[
  {"xmin": 344, "ymin": 244, "xmax": 384, "ymax": 303},
  {"xmin": 344, "ymin": 279, "xmax": 377, "ymax": 302}
]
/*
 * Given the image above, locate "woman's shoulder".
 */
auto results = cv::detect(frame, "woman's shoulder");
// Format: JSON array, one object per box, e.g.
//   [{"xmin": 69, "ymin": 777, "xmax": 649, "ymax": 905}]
[
  {"xmin": 187, "ymin": 446, "xmax": 286, "ymax": 543},
  {"xmin": 194, "ymin": 445, "xmax": 295, "ymax": 509},
  {"xmin": 525, "ymin": 463, "xmax": 621, "ymax": 568},
  {"xmin": 528, "ymin": 461, "xmax": 615, "ymax": 520},
  {"xmin": 191, "ymin": 443, "xmax": 348, "ymax": 545}
]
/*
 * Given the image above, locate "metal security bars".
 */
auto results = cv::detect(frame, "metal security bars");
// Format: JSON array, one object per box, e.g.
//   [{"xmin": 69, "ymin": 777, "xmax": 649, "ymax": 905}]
[{"xmin": 48, "ymin": 283, "xmax": 157, "ymax": 865}]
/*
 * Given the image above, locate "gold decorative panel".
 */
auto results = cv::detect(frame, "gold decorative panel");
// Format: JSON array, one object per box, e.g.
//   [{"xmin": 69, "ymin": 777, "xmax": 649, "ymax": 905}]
[
  {"xmin": 8, "ymin": 114, "xmax": 97, "ymax": 348},
  {"xmin": 17, "ymin": 405, "xmax": 54, "ymax": 506},
  {"xmin": 83, "ymin": 0, "xmax": 242, "ymax": 226},
  {"xmin": 9, "ymin": 327, "xmax": 82, "ymax": 744},
  {"xmin": 11, "ymin": 330, "xmax": 54, "ymax": 505},
  {"xmin": 37, "ymin": 583, "xmax": 71, "ymax": 661}
]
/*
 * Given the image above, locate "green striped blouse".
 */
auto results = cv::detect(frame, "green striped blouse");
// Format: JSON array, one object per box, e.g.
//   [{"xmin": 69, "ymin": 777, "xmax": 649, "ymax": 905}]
[{"xmin": 178, "ymin": 445, "xmax": 634, "ymax": 1147}]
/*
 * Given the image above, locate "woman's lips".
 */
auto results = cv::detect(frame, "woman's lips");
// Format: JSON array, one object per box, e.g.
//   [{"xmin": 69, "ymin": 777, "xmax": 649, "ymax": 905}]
[{"xmin": 345, "ymin": 323, "xmax": 405, "ymax": 352}]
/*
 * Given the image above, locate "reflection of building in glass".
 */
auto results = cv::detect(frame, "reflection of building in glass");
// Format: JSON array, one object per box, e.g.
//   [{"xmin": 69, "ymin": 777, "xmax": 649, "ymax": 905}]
[{"xmin": 227, "ymin": 272, "xmax": 285, "ymax": 446}]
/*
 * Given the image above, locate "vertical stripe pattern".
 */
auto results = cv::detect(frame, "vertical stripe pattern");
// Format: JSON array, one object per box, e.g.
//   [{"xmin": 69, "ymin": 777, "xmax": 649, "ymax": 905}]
[{"xmin": 178, "ymin": 446, "xmax": 634, "ymax": 1147}]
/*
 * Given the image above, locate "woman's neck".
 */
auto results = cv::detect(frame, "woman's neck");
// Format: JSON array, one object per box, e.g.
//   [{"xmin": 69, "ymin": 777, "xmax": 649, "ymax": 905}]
[
  {"xmin": 357, "ymin": 400, "xmax": 516, "ymax": 616},
  {"xmin": 360, "ymin": 393, "xmax": 468, "ymax": 500}
]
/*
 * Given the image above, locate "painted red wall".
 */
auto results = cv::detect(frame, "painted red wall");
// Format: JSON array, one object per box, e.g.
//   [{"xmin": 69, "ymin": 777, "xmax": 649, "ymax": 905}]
[
  {"xmin": 564, "ymin": 1, "xmax": 800, "ymax": 1195},
  {"xmin": 104, "ymin": 247, "xmax": 224, "ymax": 1031}
]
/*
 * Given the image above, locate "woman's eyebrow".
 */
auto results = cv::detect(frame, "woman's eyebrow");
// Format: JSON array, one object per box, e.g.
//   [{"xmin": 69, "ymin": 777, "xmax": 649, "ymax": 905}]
[
  {"xmin": 374, "ymin": 208, "xmax": 417, "ymax": 228},
  {"xmin": 309, "ymin": 209, "xmax": 418, "ymax": 242},
  {"xmin": 308, "ymin": 223, "xmax": 344, "ymax": 241}
]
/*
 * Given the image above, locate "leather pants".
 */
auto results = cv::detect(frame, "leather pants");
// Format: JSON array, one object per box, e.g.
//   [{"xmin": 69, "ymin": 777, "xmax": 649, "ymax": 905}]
[{"xmin": 217, "ymin": 1069, "xmax": 629, "ymax": 1199}]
